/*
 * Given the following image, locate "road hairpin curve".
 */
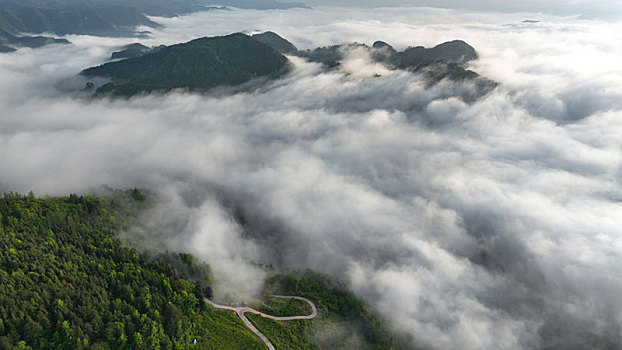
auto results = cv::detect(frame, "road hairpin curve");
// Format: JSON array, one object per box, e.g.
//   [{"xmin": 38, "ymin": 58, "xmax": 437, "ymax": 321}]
[{"xmin": 206, "ymin": 295, "xmax": 318, "ymax": 350}]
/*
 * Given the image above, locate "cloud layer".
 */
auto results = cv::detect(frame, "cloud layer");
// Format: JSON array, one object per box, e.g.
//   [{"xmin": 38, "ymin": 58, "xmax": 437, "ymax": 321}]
[
  {"xmin": 302, "ymin": 1, "xmax": 622, "ymax": 19},
  {"xmin": 1, "ymin": 6, "xmax": 622, "ymax": 350}
]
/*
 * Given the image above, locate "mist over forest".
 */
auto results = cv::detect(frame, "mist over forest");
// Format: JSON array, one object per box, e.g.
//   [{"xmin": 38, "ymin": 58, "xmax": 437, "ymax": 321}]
[{"xmin": 1, "ymin": 4, "xmax": 621, "ymax": 350}]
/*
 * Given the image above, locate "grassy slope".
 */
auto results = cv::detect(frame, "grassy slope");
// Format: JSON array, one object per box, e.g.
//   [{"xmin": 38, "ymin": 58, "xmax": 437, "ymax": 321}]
[
  {"xmin": 258, "ymin": 297, "xmax": 313, "ymax": 317},
  {"xmin": 247, "ymin": 315, "xmax": 317, "ymax": 350}
]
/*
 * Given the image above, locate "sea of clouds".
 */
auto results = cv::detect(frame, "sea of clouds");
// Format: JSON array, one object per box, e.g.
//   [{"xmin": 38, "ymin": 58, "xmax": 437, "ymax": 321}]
[{"xmin": 1, "ymin": 6, "xmax": 621, "ymax": 350}]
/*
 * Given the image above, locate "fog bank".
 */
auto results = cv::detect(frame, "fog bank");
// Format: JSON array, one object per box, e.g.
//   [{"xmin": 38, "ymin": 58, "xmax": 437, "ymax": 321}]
[{"xmin": 1, "ymin": 6, "xmax": 621, "ymax": 350}]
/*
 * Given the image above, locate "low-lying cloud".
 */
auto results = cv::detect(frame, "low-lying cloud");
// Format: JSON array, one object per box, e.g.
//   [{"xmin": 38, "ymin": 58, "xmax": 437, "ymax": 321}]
[
  {"xmin": 1, "ymin": 6, "xmax": 621, "ymax": 350},
  {"xmin": 303, "ymin": 1, "xmax": 622, "ymax": 20}
]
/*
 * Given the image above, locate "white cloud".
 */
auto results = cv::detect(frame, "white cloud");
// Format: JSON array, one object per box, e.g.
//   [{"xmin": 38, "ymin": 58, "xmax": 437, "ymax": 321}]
[{"xmin": 1, "ymin": 6, "xmax": 622, "ymax": 350}]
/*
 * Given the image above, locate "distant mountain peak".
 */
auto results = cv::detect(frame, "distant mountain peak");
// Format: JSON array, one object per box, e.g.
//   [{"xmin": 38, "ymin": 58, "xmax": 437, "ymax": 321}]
[
  {"xmin": 394, "ymin": 40, "xmax": 478, "ymax": 69},
  {"xmin": 0, "ymin": 27, "xmax": 69, "ymax": 50},
  {"xmin": 110, "ymin": 43, "xmax": 153, "ymax": 60},
  {"xmin": 205, "ymin": 0, "xmax": 309, "ymax": 10},
  {"xmin": 251, "ymin": 31, "xmax": 298, "ymax": 54},
  {"xmin": 372, "ymin": 41, "xmax": 395, "ymax": 52}
]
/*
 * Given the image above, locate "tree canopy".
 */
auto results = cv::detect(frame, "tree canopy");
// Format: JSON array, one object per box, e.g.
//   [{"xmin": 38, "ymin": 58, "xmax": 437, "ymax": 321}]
[
  {"xmin": 82, "ymin": 33, "xmax": 290, "ymax": 96},
  {"xmin": 0, "ymin": 192, "xmax": 266, "ymax": 349}
]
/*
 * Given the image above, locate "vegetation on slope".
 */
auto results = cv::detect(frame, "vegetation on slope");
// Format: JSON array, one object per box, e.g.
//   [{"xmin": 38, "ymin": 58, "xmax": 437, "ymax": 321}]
[
  {"xmin": 258, "ymin": 273, "xmax": 396, "ymax": 350},
  {"xmin": 110, "ymin": 43, "xmax": 152, "ymax": 60},
  {"xmin": 258, "ymin": 297, "xmax": 312, "ymax": 318},
  {"xmin": 0, "ymin": 27, "xmax": 69, "ymax": 50},
  {"xmin": 246, "ymin": 314, "xmax": 316, "ymax": 350},
  {"xmin": 251, "ymin": 31, "xmax": 298, "ymax": 54},
  {"xmin": 0, "ymin": 0, "xmax": 307, "ymax": 38},
  {"xmin": 0, "ymin": 191, "xmax": 397, "ymax": 349},
  {"xmin": 82, "ymin": 33, "xmax": 290, "ymax": 96},
  {"xmin": 0, "ymin": 192, "xmax": 268, "ymax": 349},
  {"xmin": 390, "ymin": 40, "xmax": 478, "ymax": 70},
  {"xmin": 0, "ymin": 0, "xmax": 159, "ymax": 37},
  {"xmin": 297, "ymin": 38, "xmax": 478, "ymax": 72}
]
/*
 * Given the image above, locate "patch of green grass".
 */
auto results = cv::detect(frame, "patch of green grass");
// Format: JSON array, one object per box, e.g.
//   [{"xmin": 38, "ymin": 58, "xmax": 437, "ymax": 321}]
[
  {"xmin": 194, "ymin": 309, "xmax": 266, "ymax": 349},
  {"xmin": 257, "ymin": 297, "xmax": 312, "ymax": 317},
  {"xmin": 246, "ymin": 314, "xmax": 317, "ymax": 350}
]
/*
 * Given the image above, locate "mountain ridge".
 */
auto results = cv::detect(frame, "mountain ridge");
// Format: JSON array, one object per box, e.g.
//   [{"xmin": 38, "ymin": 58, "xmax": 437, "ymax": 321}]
[
  {"xmin": 83, "ymin": 31, "xmax": 494, "ymax": 99},
  {"xmin": 0, "ymin": 26, "xmax": 69, "ymax": 50},
  {"xmin": 0, "ymin": 1, "xmax": 161, "ymax": 37},
  {"xmin": 0, "ymin": 0, "xmax": 309, "ymax": 39},
  {"xmin": 82, "ymin": 33, "xmax": 291, "ymax": 96}
]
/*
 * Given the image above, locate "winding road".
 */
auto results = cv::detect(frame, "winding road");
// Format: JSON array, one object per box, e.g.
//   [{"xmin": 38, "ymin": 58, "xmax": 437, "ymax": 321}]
[{"xmin": 206, "ymin": 295, "xmax": 318, "ymax": 350}]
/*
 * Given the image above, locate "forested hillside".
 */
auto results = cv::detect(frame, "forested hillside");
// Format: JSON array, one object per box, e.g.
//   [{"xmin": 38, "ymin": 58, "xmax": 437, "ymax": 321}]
[
  {"xmin": 263, "ymin": 273, "xmax": 395, "ymax": 350},
  {"xmin": 0, "ymin": 1, "xmax": 159, "ymax": 37},
  {"xmin": 0, "ymin": 192, "xmax": 396, "ymax": 349},
  {"xmin": 0, "ymin": 27, "xmax": 69, "ymax": 50},
  {"xmin": 0, "ymin": 192, "xmax": 267, "ymax": 349},
  {"xmin": 82, "ymin": 33, "xmax": 290, "ymax": 96}
]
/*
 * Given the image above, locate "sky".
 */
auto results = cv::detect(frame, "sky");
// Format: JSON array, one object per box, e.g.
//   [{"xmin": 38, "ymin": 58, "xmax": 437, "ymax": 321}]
[
  {"xmin": 302, "ymin": 0, "xmax": 622, "ymax": 19},
  {"xmin": 1, "ymin": 4, "xmax": 622, "ymax": 350}
]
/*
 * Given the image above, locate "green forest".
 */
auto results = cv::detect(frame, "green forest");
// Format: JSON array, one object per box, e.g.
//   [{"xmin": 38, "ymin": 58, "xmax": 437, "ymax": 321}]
[
  {"xmin": 81, "ymin": 33, "xmax": 290, "ymax": 96},
  {"xmin": 0, "ymin": 192, "xmax": 395, "ymax": 349},
  {"xmin": 0, "ymin": 192, "xmax": 272, "ymax": 349},
  {"xmin": 263, "ymin": 273, "xmax": 395, "ymax": 350}
]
